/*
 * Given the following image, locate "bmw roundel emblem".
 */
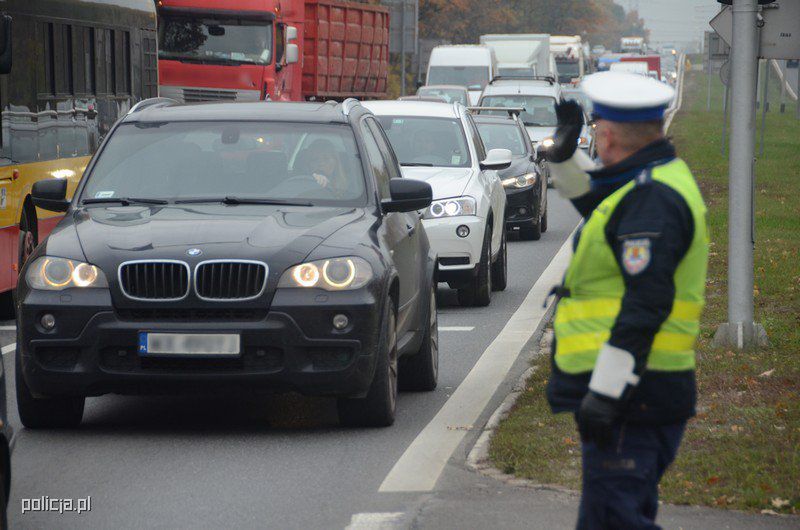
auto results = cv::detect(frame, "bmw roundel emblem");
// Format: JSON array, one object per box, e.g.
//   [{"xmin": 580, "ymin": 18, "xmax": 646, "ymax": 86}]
[{"xmin": 186, "ymin": 248, "xmax": 203, "ymax": 257}]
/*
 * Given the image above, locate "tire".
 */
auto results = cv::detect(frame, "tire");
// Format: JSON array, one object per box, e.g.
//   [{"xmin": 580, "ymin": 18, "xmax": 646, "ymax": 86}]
[
  {"xmin": 337, "ymin": 301, "xmax": 397, "ymax": 427},
  {"xmin": 0, "ymin": 464, "xmax": 6, "ymax": 530},
  {"xmin": 457, "ymin": 225, "xmax": 492, "ymax": 307},
  {"xmin": 519, "ymin": 220, "xmax": 541, "ymax": 241},
  {"xmin": 15, "ymin": 350, "xmax": 84, "ymax": 429},
  {"xmin": 540, "ymin": 202, "xmax": 548, "ymax": 233},
  {"xmin": 491, "ymin": 228, "xmax": 507, "ymax": 291},
  {"xmin": 399, "ymin": 285, "xmax": 438, "ymax": 391}
]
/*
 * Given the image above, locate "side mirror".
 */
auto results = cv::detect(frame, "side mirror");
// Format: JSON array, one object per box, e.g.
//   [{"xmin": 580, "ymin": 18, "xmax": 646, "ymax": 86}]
[
  {"xmin": 32, "ymin": 179, "xmax": 69, "ymax": 212},
  {"xmin": 480, "ymin": 148, "xmax": 512, "ymax": 171},
  {"xmin": 0, "ymin": 15, "xmax": 12, "ymax": 75},
  {"xmin": 381, "ymin": 178, "xmax": 432, "ymax": 213},
  {"xmin": 286, "ymin": 43, "xmax": 299, "ymax": 65},
  {"xmin": 286, "ymin": 26, "xmax": 298, "ymax": 41}
]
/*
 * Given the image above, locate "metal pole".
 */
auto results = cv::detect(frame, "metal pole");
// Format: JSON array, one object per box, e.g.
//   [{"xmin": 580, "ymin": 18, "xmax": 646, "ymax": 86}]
[
  {"xmin": 759, "ymin": 61, "xmax": 769, "ymax": 155},
  {"xmin": 400, "ymin": 1, "xmax": 406, "ymax": 96},
  {"xmin": 707, "ymin": 37, "xmax": 713, "ymax": 111},
  {"xmin": 779, "ymin": 61, "xmax": 787, "ymax": 113},
  {"xmin": 714, "ymin": 0, "xmax": 762, "ymax": 349},
  {"xmin": 755, "ymin": 59, "xmax": 762, "ymax": 109},
  {"xmin": 721, "ymin": 83, "xmax": 730, "ymax": 155}
]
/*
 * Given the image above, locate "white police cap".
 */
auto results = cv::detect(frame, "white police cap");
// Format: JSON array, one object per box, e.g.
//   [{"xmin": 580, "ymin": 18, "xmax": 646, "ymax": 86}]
[{"xmin": 580, "ymin": 71, "xmax": 675, "ymax": 122}]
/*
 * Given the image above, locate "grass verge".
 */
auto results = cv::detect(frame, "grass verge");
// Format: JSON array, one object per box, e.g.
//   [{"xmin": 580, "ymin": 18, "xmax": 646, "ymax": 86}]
[{"xmin": 488, "ymin": 65, "xmax": 800, "ymax": 514}]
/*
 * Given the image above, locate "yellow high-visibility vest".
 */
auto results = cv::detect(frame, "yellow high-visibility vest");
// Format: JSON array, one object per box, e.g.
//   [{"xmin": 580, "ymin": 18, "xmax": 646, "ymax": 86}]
[{"xmin": 554, "ymin": 158, "xmax": 709, "ymax": 373}]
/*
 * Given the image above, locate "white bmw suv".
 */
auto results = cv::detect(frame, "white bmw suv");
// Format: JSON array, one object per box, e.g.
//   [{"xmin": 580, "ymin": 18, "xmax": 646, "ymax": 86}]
[{"xmin": 363, "ymin": 100, "xmax": 510, "ymax": 306}]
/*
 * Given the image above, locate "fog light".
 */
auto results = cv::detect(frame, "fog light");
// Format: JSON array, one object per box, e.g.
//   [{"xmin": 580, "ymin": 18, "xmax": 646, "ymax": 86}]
[
  {"xmin": 41, "ymin": 313, "xmax": 56, "ymax": 330},
  {"xmin": 333, "ymin": 314, "xmax": 349, "ymax": 330},
  {"xmin": 456, "ymin": 225, "xmax": 470, "ymax": 238}
]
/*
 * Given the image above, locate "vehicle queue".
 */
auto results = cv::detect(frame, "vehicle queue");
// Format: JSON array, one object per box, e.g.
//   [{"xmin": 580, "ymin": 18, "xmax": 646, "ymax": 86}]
[{"xmin": 0, "ymin": 0, "xmax": 681, "ymax": 522}]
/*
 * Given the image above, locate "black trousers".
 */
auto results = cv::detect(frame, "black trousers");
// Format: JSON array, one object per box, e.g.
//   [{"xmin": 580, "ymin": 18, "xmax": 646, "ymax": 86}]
[{"xmin": 576, "ymin": 421, "xmax": 686, "ymax": 530}]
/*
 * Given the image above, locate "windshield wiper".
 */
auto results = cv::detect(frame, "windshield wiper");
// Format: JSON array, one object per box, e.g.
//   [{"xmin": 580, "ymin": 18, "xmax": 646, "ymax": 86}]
[
  {"xmin": 82, "ymin": 197, "xmax": 169, "ymax": 206},
  {"xmin": 175, "ymin": 196, "xmax": 313, "ymax": 206},
  {"xmin": 401, "ymin": 162, "xmax": 434, "ymax": 167}
]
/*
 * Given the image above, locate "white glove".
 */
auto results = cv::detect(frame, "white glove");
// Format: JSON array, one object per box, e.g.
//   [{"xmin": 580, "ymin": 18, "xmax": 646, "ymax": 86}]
[
  {"xmin": 588, "ymin": 343, "xmax": 641, "ymax": 400},
  {"xmin": 548, "ymin": 149, "xmax": 595, "ymax": 199}
]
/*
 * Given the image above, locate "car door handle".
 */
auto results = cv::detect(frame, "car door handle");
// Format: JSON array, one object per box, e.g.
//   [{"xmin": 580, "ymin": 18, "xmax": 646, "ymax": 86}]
[{"xmin": 406, "ymin": 223, "xmax": 416, "ymax": 236}]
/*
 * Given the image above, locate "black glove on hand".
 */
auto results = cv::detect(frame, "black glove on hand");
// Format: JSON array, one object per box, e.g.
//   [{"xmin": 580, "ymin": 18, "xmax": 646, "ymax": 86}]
[
  {"xmin": 545, "ymin": 100, "xmax": 585, "ymax": 164},
  {"xmin": 577, "ymin": 391, "xmax": 622, "ymax": 451}
]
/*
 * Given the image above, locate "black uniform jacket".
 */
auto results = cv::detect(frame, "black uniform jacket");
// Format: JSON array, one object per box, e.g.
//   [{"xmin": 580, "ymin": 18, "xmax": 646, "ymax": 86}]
[{"xmin": 547, "ymin": 139, "xmax": 698, "ymax": 425}]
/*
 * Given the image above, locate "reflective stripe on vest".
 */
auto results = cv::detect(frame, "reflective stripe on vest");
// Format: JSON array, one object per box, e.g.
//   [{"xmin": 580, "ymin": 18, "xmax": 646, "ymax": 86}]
[{"xmin": 554, "ymin": 158, "xmax": 709, "ymax": 374}]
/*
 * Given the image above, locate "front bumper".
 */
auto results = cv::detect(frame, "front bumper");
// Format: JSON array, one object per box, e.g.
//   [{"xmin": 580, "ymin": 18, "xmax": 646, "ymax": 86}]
[
  {"xmin": 18, "ymin": 287, "xmax": 384, "ymax": 399},
  {"xmin": 503, "ymin": 185, "xmax": 540, "ymax": 227},
  {"xmin": 422, "ymin": 216, "xmax": 485, "ymax": 282}
]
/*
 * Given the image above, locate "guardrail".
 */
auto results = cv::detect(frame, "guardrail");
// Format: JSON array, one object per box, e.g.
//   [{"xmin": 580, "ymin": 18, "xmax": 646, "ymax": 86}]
[{"xmin": 663, "ymin": 53, "xmax": 687, "ymax": 133}]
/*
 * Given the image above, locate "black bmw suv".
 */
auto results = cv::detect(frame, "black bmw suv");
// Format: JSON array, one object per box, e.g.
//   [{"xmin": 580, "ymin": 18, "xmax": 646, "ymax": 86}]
[{"xmin": 17, "ymin": 98, "xmax": 438, "ymax": 428}]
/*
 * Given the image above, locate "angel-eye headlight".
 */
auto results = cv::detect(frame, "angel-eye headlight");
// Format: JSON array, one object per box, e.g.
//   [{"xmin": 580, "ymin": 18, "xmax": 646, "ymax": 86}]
[
  {"xmin": 539, "ymin": 137, "xmax": 555, "ymax": 149},
  {"xmin": 26, "ymin": 257, "xmax": 108, "ymax": 291},
  {"xmin": 425, "ymin": 196, "xmax": 477, "ymax": 219},
  {"xmin": 502, "ymin": 173, "xmax": 537, "ymax": 189},
  {"xmin": 278, "ymin": 257, "xmax": 372, "ymax": 291}
]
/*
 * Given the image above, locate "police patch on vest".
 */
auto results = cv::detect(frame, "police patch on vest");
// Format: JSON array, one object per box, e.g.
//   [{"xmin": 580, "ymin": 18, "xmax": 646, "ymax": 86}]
[{"xmin": 622, "ymin": 238, "xmax": 651, "ymax": 275}]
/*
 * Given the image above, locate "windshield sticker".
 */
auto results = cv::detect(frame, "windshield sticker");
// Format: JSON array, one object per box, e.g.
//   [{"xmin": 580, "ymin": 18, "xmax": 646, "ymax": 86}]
[
  {"xmin": 95, "ymin": 191, "xmax": 115, "ymax": 198},
  {"xmin": 451, "ymin": 155, "xmax": 461, "ymax": 165},
  {"xmin": 392, "ymin": 119, "xmax": 404, "ymax": 125}
]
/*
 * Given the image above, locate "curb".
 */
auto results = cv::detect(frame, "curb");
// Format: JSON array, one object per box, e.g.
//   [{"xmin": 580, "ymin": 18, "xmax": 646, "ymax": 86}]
[{"xmin": 465, "ymin": 321, "xmax": 576, "ymax": 496}]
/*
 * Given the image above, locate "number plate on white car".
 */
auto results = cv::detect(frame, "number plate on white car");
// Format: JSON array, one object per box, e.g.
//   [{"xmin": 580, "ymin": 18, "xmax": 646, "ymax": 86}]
[{"xmin": 138, "ymin": 332, "xmax": 241, "ymax": 357}]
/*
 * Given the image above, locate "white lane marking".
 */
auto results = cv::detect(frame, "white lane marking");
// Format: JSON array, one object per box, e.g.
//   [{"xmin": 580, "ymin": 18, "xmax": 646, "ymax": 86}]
[
  {"xmin": 0, "ymin": 325, "xmax": 15, "ymax": 331},
  {"xmin": 439, "ymin": 326, "xmax": 474, "ymax": 332},
  {"xmin": 379, "ymin": 230, "xmax": 576, "ymax": 492},
  {"xmin": 1, "ymin": 343, "xmax": 15, "ymax": 356},
  {"xmin": 345, "ymin": 512, "xmax": 405, "ymax": 529}
]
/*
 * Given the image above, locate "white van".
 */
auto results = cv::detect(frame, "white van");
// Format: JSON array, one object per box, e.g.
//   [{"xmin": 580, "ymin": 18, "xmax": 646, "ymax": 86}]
[
  {"xmin": 426, "ymin": 45, "xmax": 497, "ymax": 105},
  {"xmin": 610, "ymin": 61, "xmax": 649, "ymax": 76}
]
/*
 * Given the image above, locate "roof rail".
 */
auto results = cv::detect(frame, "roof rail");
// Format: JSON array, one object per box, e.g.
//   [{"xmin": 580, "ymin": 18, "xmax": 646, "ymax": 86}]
[
  {"xmin": 341, "ymin": 98, "xmax": 360, "ymax": 116},
  {"xmin": 468, "ymin": 107, "xmax": 523, "ymax": 118},
  {"xmin": 127, "ymin": 97, "xmax": 179, "ymax": 114},
  {"xmin": 490, "ymin": 75, "xmax": 555, "ymax": 85},
  {"xmin": 397, "ymin": 95, "xmax": 448, "ymax": 103}
]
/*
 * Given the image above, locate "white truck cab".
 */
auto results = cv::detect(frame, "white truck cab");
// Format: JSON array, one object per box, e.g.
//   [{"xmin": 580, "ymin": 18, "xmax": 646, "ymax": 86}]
[{"xmin": 426, "ymin": 45, "xmax": 497, "ymax": 106}]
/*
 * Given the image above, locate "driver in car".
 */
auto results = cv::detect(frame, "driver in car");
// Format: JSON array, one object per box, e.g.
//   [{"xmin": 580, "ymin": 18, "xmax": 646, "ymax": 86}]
[{"xmin": 309, "ymin": 139, "xmax": 348, "ymax": 196}]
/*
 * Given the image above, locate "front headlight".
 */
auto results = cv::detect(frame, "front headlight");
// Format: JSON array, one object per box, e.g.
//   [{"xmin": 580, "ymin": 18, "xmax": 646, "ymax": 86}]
[
  {"xmin": 502, "ymin": 173, "xmax": 537, "ymax": 189},
  {"xmin": 26, "ymin": 257, "xmax": 109, "ymax": 291},
  {"xmin": 278, "ymin": 257, "xmax": 373, "ymax": 291},
  {"xmin": 578, "ymin": 136, "xmax": 589, "ymax": 147},
  {"xmin": 424, "ymin": 196, "xmax": 477, "ymax": 219},
  {"xmin": 539, "ymin": 137, "xmax": 555, "ymax": 149}
]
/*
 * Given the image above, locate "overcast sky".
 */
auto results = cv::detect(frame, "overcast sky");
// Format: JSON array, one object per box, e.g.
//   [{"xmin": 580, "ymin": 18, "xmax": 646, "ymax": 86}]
[{"xmin": 622, "ymin": 0, "xmax": 722, "ymax": 49}]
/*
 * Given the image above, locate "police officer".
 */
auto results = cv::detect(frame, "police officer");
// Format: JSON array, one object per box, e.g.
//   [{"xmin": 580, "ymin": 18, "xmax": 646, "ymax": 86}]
[{"xmin": 543, "ymin": 72, "xmax": 709, "ymax": 529}]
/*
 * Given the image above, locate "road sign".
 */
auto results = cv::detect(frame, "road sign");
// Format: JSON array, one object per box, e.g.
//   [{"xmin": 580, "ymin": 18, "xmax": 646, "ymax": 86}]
[
  {"xmin": 383, "ymin": 0, "xmax": 418, "ymax": 54},
  {"xmin": 720, "ymin": 59, "xmax": 731, "ymax": 85},
  {"xmin": 711, "ymin": 3, "xmax": 800, "ymax": 60}
]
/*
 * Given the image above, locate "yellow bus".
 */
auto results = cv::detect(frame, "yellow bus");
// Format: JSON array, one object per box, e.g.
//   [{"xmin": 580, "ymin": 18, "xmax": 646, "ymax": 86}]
[{"xmin": 0, "ymin": 0, "xmax": 157, "ymax": 316}]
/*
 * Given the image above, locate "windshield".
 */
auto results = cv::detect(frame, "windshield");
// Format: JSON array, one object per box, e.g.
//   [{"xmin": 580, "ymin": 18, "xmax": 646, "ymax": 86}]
[
  {"xmin": 562, "ymin": 90, "xmax": 592, "ymax": 114},
  {"xmin": 476, "ymin": 123, "xmax": 527, "ymax": 156},
  {"xmin": 556, "ymin": 60, "xmax": 580, "ymax": 82},
  {"xmin": 497, "ymin": 67, "xmax": 533, "ymax": 77},
  {"xmin": 417, "ymin": 87, "xmax": 468, "ymax": 106},
  {"xmin": 82, "ymin": 122, "xmax": 366, "ymax": 206},
  {"xmin": 479, "ymin": 95, "xmax": 557, "ymax": 127},
  {"xmin": 427, "ymin": 66, "xmax": 489, "ymax": 91},
  {"xmin": 374, "ymin": 116, "xmax": 471, "ymax": 168},
  {"xmin": 158, "ymin": 15, "xmax": 272, "ymax": 65}
]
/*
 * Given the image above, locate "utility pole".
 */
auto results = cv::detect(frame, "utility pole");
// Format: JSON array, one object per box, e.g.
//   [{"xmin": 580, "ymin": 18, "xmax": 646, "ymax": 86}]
[{"xmin": 713, "ymin": 0, "xmax": 768, "ymax": 349}]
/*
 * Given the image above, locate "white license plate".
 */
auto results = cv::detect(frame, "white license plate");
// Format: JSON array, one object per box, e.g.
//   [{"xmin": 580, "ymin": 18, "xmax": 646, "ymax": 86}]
[{"xmin": 138, "ymin": 332, "xmax": 241, "ymax": 357}]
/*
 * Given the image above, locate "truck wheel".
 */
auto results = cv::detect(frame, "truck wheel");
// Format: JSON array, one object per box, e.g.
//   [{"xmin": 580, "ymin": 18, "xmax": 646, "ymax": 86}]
[
  {"xmin": 491, "ymin": 228, "xmax": 507, "ymax": 291},
  {"xmin": 457, "ymin": 225, "xmax": 492, "ymax": 306},
  {"xmin": 16, "ymin": 351, "xmax": 84, "ymax": 429},
  {"xmin": 18, "ymin": 206, "xmax": 37, "ymax": 272},
  {"xmin": 399, "ymin": 285, "xmax": 438, "ymax": 391},
  {"xmin": 337, "ymin": 300, "xmax": 397, "ymax": 427}
]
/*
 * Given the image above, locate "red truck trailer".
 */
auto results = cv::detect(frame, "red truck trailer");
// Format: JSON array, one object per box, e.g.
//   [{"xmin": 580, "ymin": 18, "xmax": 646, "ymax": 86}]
[
  {"xmin": 157, "ymin": 0, "xmax": 389, "ymax": 102},
  {"xmin": 620, "ymin": 54, "xmax": 661, "ymax": 81}
]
